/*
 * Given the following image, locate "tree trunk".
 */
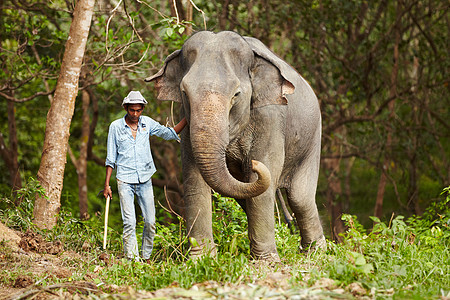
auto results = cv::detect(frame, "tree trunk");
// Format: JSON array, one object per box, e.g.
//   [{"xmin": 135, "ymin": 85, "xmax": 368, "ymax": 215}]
[
  {"xmin": 0, "ymin": 99, "xmax": 22, "ymax": 197},
  {"xmin": 152, "ymin": 140, "xmax": 185, "ymax": 220},
  {"xmin": 34, "ymin": 0, "xmax": 95, "ymax": 229},
  {"xmin": 344, "ymin": 157, "xmax": 355, "ymax": 207},
  {"xmin": 374, "ymin": 0, "xmax": 401, "ymax": 219},
  {"xmin": 68, "ymin": 89, "xmax": 90, "ymax": 220},
  {"xmin": 169, "ymin": 0, "xmax": 185, "ymax": 21},
  {"xmin": 323, "ymin": 157, "xmax": 346, "ymax": 242},
  {"xmin": 185, "ymin": 0, "xmax": 193, "ymax": 36},
  {"xmin": 86, "ymin": 88, "xmax": 105, "ymax": 166},
  {"xmin": 0, "ymin": 24, "xmax": 22, "ymax": 196},
  {"xmin": 7, "ymin": 99, "xmax": 22, "ymax": 194},
  {"xmin": 218, "ymin": 0, "xmax": 231, "ymax": 30},
  {"xmin": 375, "ymin": 167, "xmax": 388, "ymax": 219}
]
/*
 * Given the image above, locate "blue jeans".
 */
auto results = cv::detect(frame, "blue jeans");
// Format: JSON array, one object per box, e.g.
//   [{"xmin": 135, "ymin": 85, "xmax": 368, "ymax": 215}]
[{"xmin": 117, "ymin": 179, "xmax": 156, "ymax": 261}]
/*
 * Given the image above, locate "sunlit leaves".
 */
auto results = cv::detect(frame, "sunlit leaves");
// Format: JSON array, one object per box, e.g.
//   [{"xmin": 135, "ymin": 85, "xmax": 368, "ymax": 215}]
[{"xmin": 151, "ymin": 17, "xmax": 191, "ymax": 48}]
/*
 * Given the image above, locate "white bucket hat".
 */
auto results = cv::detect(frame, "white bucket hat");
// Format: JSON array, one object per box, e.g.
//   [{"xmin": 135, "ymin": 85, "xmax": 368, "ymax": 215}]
[{"xmin": 122, "ymin": 91, "xmax": 148, "ymax": 106}]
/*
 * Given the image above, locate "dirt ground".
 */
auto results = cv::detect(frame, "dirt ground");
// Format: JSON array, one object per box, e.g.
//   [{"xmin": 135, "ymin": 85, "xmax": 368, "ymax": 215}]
[{"xmin": 0, "ymin": 221, "xmax": 365, "ymax": 299}]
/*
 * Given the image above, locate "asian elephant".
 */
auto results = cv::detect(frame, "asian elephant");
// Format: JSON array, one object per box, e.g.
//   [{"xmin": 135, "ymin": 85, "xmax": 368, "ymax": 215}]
[{"xmin": 145, "ymin": 31, "xmax": 325, "ymax": 260}]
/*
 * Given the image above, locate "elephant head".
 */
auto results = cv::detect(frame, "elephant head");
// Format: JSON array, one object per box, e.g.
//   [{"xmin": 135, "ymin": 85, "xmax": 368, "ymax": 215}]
[{"xmin": 145, "ymin": 31, "xmax": 295, "ymax": 199}]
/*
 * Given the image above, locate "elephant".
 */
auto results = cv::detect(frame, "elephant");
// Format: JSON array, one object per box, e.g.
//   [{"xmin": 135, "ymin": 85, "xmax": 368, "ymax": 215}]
[{"xmin": 145, "ymin": 31, "xmax": 326, "ymax": 260}]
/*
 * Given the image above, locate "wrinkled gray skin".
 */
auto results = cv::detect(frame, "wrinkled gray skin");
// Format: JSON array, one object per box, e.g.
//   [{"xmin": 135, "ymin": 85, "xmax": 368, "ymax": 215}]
[{"xmin": 146, "ymin": 31, "xmax": 325, "ymax": 260}]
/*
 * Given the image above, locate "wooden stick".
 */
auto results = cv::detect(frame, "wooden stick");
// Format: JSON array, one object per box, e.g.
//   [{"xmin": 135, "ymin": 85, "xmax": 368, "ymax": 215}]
[{"xmin": 103, "ymin": 195, "xmax": 110, "ymax": 250}]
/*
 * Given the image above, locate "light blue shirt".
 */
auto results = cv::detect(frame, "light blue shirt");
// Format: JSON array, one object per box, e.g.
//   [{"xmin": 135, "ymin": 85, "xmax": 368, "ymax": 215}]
[{"xmin": 106, "ymin": 115, "xmax": 179, "ymax": 184}]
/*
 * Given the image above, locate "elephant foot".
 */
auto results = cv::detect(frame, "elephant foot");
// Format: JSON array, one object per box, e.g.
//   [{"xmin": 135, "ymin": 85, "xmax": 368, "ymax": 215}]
[
  {"xmin": 252, "ymin": 252, "xmax": 281, "ymax": 262},
  {"xmin": 300, "ymin": 235, "xmax": 327, "ymax": 253},
  {"xmin": 189, "ymin": 241, "xmax": 217, "ymax": 259},
  {"xmin": 250, "ymin": 240, "xmax": 280, "ymax": 261},
  {"xmin": 250, "ymin": 247, "xmax": 280, "ymax": 262}
]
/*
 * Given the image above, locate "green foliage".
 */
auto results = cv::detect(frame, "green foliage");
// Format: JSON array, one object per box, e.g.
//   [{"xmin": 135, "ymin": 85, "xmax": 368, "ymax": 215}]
[
  {"xmin": 151, "ymin": 17, "xmax": 192, "ymax": 48},
  {"xmin": 152, "ymin": 219, "xmax": 190, "ymax": 262},
  {"xmin": 275, "ymin": 221, "xmax": 301, "ymax": 260},
  {"xmin": 1, "ymin": 184, "xmax": 450, "ymax": 298},
  {"xmin": 0, "ymin": 2, "xmax": 66, "ymax": 93},
  {"xmin": 45, "ymin": 209, "xmax": 122, "ymax": 253},
  {"xmin": 0, "ymin": 177, "xmax": 123, "ymax": 254},
  {"xmin": 313, "ymin": 187, "xmax": 450, "ymax": 297},
  {"xmin": 0, "ymin": 178, "xmax": 44, "ymax": 231},
  {"xmin": 405, "ymin": 186, "xmax": 450, "ymax": 253},
  {"xmin": 98, "ymin": 193, "xmax": 253, "ymax": 290},
  {"xmin": 211, "ymin": 192, "xmax": 249, "ymax": 255},
  {"xmin": 134, "ymin": 253, "xmax": 251, "ymax": 290}
]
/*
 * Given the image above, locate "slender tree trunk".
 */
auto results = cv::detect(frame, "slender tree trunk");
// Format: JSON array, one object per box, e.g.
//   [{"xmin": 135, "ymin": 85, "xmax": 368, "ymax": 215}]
[
  {"xmin": 185, "ymin": 0, "xmax": 193, "ymax": 35},
  {"xmin": 407, "ymin": 28, "xmax": 422, "ymax": 216},
  {"xmin": 375, "ymin": 167, "xmax": 388, "ymax": 218},
  {"xmin": 0, "ymin": 99, "xmax": 22, "ymax": 197},
  {"xmin": 344, "ymin": 157, "xmax": 355, "ymax": 206},
  {"xmin": 86, "ymin": 89, "xmax": 104, "ymax": 166},
  {"xmin": 407, "ymin": 150, "xmax": 420, "ymax": 215},
  {"xmin": 152, "ymin": 140, "xmax": 185, "ymax": 219},
  {"xmin": 374, "ymin": 1, "xmax": 401, "ymax": 219},
  {"xmin": 0, "ymin": 15, "xmax": 22, "ymax": 196},
  {"xmin": 322, "ymin": 132, "xmax": 346, "ymax": 242},
  {"xmin": 68, "ymin": 89, "xmax": 90, "ymax": 220},
  {"xmin": 323, "ymin": 156, "xmax": 346, "ymax": 242},
  {"xmin": 375, "ymin": 127, "xmax": 393, "ymax": 218},
  {"xmin": 79, "ymin": 89, "xmax": 90, "ymax": 219},
  {"xmin": 218, "ymin": 0, "xmax": 230, "ymax": 30},
  {"xmin": 34, "ymin": 0, "xmax": 95, "ymax": 229},
  {"xmin": 7, "ymin": 99, "xmax": 21, "ymax": 194},
  {"xmin": 169, "ymin": 0, "xmax": 185, "ymax": 21}
]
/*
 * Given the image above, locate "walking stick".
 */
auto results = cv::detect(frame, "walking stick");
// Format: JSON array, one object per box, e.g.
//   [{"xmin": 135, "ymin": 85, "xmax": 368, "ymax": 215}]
[{"xmin": 103, "ymin": 195, "xmax": 110, "ymax": 250}]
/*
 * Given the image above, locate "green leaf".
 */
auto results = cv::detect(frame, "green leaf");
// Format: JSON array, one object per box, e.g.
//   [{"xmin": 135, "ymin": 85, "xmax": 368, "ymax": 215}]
[
  {"xmin": 352, "ymin": 252, "xmax": 366, "ymax": 266},
  {"xmin": 165, "ymin": 27, "xmax": 174, "ymax": 38},
  {"xmin": 360, "ymin": 263, "xmax": 374, "ymax": 274},
  {"xmin": 189, "ymin": 237, "xmax": 198, "ymax": 247}
]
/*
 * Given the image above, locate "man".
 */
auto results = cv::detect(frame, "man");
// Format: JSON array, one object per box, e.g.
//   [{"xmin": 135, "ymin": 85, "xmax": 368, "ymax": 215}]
[{"xmin": 103, "ymin": 91, "xmax": 186, "ymax": 262}]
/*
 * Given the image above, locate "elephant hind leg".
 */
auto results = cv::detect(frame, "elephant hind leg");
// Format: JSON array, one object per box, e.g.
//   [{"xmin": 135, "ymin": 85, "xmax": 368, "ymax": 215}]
[
  {"xmin": 286, "ymin": 187, "xmax": 326, "ymax": 250},
  {"xmin": 286, "ymin": 158, "xmax": 326, "ymax": 251}
]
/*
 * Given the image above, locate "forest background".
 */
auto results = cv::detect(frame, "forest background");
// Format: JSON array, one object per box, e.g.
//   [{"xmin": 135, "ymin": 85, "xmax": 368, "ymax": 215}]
[{"xmin": 0, "ymin": 0, "xmax": 448, "ymax": 242}]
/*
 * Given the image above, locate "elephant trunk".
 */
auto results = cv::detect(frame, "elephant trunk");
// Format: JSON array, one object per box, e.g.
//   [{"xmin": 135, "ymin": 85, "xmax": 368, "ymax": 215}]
[{"xmin": 189, "ymin": 93, "xmax": 271, "ymax": 199}]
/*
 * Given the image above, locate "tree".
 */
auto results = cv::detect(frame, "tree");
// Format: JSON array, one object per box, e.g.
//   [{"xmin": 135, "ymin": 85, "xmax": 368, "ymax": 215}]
[
  {"xmin": 33, "ymin": 0, "xmax": 95, "ymax": 229},
  {"xmin": 68, "ymin": 88, "xmax": 92, "ymax": 220},
  {"xmin": 0, "ymin": 99, "xmax": 21, "ymax": 194}
]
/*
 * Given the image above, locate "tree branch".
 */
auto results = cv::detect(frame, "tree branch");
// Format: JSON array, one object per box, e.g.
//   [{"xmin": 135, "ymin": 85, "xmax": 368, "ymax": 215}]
[{"xmin": 0, "ymin": 90, "xmax": 55, "ymax": 103}]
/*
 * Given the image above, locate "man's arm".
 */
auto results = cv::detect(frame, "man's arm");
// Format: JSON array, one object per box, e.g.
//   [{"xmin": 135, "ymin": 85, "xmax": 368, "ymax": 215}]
[
  {"xmin": 103, "ymin": 166, "xmax": 113, "ymax": 199},
  {"xmin": 173, "ymin": 117, "xmax": 187, "ymax": 134},
  {"xmin": 104, "ymin": 123, "xmax": 116, "ymax": 199}
]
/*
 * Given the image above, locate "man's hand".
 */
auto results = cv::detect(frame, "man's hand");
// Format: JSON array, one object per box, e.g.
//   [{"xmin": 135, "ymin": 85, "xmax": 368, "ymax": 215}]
[
  {"xmin": 103, "ymin": 185, "xmax": 112, "ymax": 199},
  {"xmin": 174, "ymin": 117, "xmax": 187, "ymax": 134},
  {"xmin": 104, "ymin": 166, "xmax": 113, "ymax": 199}
]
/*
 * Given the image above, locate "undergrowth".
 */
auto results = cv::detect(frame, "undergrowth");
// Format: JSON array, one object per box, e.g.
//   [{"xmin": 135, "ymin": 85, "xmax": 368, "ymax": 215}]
[{"xmin": 1, "ymin": 181, "xmax": 449, "ymax": 299}]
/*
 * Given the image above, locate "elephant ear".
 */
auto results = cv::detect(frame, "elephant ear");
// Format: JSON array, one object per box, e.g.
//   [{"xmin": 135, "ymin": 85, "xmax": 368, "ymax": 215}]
[
  {"xmin": 244, "ymin": 36, "xmax": 295, "ymax": 109},
  {"xmin": 144, "ymin": 50, "xmax": 183, "ymax": 102}
]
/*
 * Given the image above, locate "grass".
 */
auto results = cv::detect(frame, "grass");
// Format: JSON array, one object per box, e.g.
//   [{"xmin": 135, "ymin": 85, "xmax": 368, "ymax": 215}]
[{"xmin": 1, "ymin": 181, "xmax": 449, "ymax": 299}]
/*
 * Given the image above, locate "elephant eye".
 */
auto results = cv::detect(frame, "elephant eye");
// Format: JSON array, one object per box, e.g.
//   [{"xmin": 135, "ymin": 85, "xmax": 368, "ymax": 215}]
[{"xmin": 233, "ymin": 91, "xmax": 241, "ymax": 98}]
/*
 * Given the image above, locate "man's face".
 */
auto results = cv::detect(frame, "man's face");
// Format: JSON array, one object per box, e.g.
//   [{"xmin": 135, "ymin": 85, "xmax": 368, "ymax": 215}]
[{"xmin": 125, "ymin": 104, "xmax": 144, "ymax": 122}]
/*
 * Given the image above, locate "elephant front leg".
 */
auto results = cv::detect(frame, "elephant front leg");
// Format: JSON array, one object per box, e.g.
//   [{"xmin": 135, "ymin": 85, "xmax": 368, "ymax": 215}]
[
  {"xmin": 182, "ymin": 156, "xmax": 217, "ymax": 258},
  {"xmin": 246, "ymin": 186, "xmax": 280, "ymax": 261}
]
